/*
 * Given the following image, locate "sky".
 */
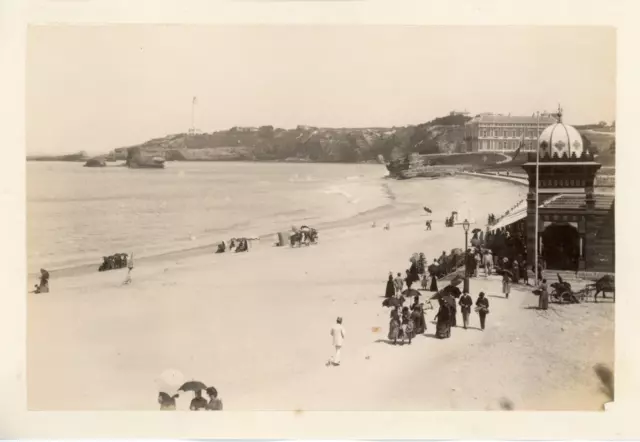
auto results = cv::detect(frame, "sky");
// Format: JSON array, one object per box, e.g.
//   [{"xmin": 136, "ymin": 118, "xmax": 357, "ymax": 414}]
[{"xmin": 27, "ymin": 25, "xmax": 616, "ymax": 154}]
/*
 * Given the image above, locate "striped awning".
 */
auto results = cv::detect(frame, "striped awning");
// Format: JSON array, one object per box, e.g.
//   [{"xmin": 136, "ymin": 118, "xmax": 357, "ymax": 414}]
[{"xmin": 488, "ymin": 209, "xmax": 527, "ymax": 232}]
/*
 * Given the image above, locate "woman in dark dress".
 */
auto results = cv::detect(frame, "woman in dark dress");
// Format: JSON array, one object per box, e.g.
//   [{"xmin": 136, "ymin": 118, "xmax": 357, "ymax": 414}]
[
  {"xmin": 435, "ymin": 299, "xmax": 451, "ymax": 339},
  {"xmin": 429, "ymin": 261, "xmax": 439, "ymax": 292},
  {"xmin": 385, "ymin": 274, "xmax": 395, "ymax": 298}
]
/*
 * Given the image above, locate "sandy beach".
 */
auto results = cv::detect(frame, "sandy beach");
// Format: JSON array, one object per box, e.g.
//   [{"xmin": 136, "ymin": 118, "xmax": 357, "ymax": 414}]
[{"xmin": 26, "ymin": 174, "xmax": 613, "ymax": 412}]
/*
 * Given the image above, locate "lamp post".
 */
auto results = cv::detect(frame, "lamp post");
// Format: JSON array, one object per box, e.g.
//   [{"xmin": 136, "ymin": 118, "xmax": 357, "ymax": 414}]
[{"xmin": 462, "ymin": 219, "xmax": 470, "ymax": 293}]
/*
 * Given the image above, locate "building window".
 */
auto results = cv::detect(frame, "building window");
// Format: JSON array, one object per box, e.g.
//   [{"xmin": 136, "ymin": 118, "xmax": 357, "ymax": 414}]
[
  {"xmin": 482, "ymin": 130, "xmax": 487, "ymax": 137},
  {"xmin": 494, "ymin": 130, "xmax": 498, "ymax": 137}
]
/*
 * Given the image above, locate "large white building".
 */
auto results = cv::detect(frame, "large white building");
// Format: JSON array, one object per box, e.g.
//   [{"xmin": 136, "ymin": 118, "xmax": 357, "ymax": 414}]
[{"xmin": 465, "ymin": 113, "xmax": 557, "ymax": 153}]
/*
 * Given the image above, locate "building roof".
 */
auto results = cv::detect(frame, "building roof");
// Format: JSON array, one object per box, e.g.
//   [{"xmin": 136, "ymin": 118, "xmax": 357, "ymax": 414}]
[
  {"xmin": 468, "ymin": 114, "xmax": 557, "ymax": 125},
  {"xmin": 488, "ymin": 194, "xmax": 614, "ymax": 231},
  {"xmin": 541, "ymin": 194, "xmax": 614, "ymax": 211},
  {"xmin": 538, "ymin": 122, "xmax": 584, "ymax": 159}
]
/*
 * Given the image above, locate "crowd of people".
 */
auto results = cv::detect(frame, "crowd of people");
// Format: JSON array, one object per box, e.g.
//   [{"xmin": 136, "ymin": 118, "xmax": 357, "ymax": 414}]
[{"xmin": 98, "ymin": 253, "xmax": 129, "ymax": 272}]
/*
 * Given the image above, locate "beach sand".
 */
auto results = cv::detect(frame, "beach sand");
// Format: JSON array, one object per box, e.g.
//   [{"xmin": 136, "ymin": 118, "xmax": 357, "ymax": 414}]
[{"xmin": 27, "ymin": 180, "xmax": 613, "ymax": 411}]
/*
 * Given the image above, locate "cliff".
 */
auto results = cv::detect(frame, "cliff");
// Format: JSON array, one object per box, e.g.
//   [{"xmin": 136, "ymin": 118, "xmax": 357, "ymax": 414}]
[{"xmin": 115, "ymin": 114, "xmax": 471, "ymax": 163}]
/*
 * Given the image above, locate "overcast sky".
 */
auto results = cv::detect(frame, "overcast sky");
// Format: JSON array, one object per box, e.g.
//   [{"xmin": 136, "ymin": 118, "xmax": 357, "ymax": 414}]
[{"xmin": 27, "ymin": 25, "xmax": 616, "ymax": 154}]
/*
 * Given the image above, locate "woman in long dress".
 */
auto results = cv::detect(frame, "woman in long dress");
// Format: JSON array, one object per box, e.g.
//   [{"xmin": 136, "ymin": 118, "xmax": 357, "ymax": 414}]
[
  {"xmin": 429, "ymin": 261, "xmax": 439, "ymax": 292},
  {"xmin": 385, "ymin": 274, "xmax": 395, "ymax": 298},
  {"xmin": 538, "ymin": 279, "xmax": 549, "ymax": 310},
  {"xmin": 401, "ymin": 307, "xmax": 414, "ymax": 344},
  {"xmin": 435, "ymin": 299, "xmax": 451, "ymax": 339},
  {"xmin": 388, "ymin": 308, "xmax": 401, "ymax": 345},
  {"xmin": 502, "ymin": 273, "xmax": 511, "ymax": 299}
]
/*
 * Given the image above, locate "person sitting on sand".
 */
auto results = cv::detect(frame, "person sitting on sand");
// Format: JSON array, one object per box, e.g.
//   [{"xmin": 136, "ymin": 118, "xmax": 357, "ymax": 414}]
[
  {"xmin": 35, "ymin": 268, "xmax": 50, "ymax": 293},
  {"xmin": 205, "ymin": 387, "xmax": 223, "ymax": 410},
  {"xmin": 190, "ymin": 390, "xmax": 208, "ymax": 411}
]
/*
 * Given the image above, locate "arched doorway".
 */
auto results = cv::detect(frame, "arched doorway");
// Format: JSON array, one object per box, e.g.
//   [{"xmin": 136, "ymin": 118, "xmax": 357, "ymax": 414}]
[{"xmin": 541, "ymin": 223, "xmax": 580, "ymax": 271}]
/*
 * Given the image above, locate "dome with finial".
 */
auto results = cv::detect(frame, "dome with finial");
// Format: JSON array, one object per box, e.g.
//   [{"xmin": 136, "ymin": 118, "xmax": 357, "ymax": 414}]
[{"xmin": 538, "ymin": 105, "xmax": 584, "ymax": 159}]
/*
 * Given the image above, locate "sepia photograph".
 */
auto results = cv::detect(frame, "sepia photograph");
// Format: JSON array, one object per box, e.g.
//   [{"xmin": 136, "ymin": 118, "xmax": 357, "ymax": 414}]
[{"xmin": 25, "ymin": 24, "xmax": 616, "ymax": 413}]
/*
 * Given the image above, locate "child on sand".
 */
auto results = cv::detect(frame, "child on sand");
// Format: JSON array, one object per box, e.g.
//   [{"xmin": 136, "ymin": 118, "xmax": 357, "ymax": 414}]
[{"xmin": 421, "ymin": 273, "xmax": 428, "ymax": 290}]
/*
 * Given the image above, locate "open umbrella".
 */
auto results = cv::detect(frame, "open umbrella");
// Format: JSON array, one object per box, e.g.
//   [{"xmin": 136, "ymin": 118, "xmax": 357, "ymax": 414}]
[
  {"xmin": 450, "ymin": 248, "xmax": 463, "ymax": 255},
  {"xmin": 382, "ymin": 297, "xmax": 403, "ymax": 308},
  {"xmin": 428, "ymin": 263, "xmax": 439, "ymax": 274},
  {"xmin": 402, "ymin": 288, "xmax": 421, "ymax": 298},
  {"xmin": 449, "ymin": 275, "xmax": 463, "ymax": 287},
  {"xmin": 472, "ymin": 228, "xmax": 482, "ymax": 234},
  {"xmin": 423, "ymin": 207, "xmax": 432, "ymax": 214},
  {"xmin": 178, "ymin": 381, "xmax": 207, "ymax": 392}
]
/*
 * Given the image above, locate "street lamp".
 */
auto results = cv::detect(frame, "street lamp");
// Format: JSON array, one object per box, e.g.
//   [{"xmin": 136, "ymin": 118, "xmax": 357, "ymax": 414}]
[{"xmin": 462, "ymin": 219, "xmax": 471, "ymax": 293}]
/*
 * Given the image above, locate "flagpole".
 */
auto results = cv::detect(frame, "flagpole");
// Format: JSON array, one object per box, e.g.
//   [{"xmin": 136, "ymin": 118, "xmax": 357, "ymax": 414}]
[
  {"xmin": 191, "ymin": 96, "xmax": 196, "ymax": 133},
  {"xmin": 534, "ymin": 111, "xmax": 540, "ymax": 286}
]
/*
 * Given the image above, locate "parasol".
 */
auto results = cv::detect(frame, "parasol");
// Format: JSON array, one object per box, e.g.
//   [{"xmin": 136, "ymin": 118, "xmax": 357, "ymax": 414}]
[
  {"xmin": 402, "ymin": 288, "xmax": 421, "ymax": 298},
  {"xmin": 449, "ymin": 275, "xmax": 464, "ymax": 287},
  {"xmin": 423, "ymin": 207, "xmax": 432, "ymax": 214},
  {"xmin": 382, "ymin": 297, "xmax": 403, "ymax": 308},
  {"xmin": 472, "ymin": 228, "xmax": 482, "ymax": 234},
  {"xmin": 178, "ymin": 381, "xmax": 207, "ymax": 392},
  {"xmin": 428, "ymin": 263, "xmax": 439, "ymax": 274},
  {"xmin": 451, "ymin": 248, "xmax": 463, "ymax": 255}
]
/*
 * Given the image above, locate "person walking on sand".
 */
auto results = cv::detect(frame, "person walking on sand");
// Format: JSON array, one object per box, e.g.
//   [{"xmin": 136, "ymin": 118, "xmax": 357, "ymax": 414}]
[
  {"xmin": 329, "ymin": 317, "xmax": 345, "ymax": 366},
  {"xmin": 502, "ymin": 272, "xmax": 511, "ymax": 299},
  {"xmin": 123, "ymin": 253, "xmax": 134, "ymax": 285},
  {"xmin": 394, "ymin": 272, "xmax": 404, "ymax": 296},
  {"xmin": 459, "ymin": 291, "xmax": 473, "ymax": 329},
  {"xmin": 483, "ymin": 250, "xmax": 493, "ymax": 276},
  {"xmin": 475, "ymin": 292, "xmax": 490, "ymax": 331}
]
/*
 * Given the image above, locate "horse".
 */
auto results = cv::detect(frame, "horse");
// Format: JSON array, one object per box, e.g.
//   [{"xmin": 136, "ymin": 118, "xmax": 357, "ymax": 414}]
[{"xmin": 592, "ymin": 275, "xmax": 615, "ymax": 303}]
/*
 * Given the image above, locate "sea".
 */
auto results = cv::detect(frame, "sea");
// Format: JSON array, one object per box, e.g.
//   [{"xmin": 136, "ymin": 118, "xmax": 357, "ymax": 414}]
[{"xmin": 27, "ymin": 161, "xmax": 527, "ymax": 274}]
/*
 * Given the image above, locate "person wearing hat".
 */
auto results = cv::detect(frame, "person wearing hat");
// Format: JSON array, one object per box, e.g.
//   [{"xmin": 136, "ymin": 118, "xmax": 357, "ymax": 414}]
[
  {"xmin": 329, "ymin": 317, "xmax": 345, "ymax": 366},
  {"xmin": 205, "ymin": 386, "xmax": 223, "ymax": 410},
  {"xmin": 476, "ymin": 292, "xmax": 490, "ymax": 330},
  {"xmin": 459, "ymin": 291, "xmax": 473, "ymax": 329}
]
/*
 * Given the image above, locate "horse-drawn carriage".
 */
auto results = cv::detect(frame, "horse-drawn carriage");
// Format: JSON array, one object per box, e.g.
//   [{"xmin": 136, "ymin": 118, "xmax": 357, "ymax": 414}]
[
  {"xmin": 543, "ymin": 273, "xmax": 615, "ymax": 304},
  {"xmin": 290, "ymin": 226, "xmax": 318, "ymax": 247}
]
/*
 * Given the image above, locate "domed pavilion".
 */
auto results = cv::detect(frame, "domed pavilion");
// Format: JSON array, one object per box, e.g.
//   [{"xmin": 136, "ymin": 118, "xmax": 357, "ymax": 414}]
[{"xmin": 519, "ymin": 107, "xmax": 614, "ymax": 273}]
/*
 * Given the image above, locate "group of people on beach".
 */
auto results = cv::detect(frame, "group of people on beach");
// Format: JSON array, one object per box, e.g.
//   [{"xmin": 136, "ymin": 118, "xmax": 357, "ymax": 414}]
[
  {"xmin": 98, "ymin": 253, "xmax": 129, "ymax": 272},
  {"xmin": 158, "ymin": 386, "xmax": 223, "ymax": 411},
  {"xmin": 216, "ymin": 237, "xmax": 251, "ymax": 254}
]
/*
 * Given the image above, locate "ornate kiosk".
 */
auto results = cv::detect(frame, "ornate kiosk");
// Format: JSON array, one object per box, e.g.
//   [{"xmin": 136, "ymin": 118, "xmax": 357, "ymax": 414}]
[{"xmin": 522, "ymin": 110, "xmax": 614, "ymax": 273}]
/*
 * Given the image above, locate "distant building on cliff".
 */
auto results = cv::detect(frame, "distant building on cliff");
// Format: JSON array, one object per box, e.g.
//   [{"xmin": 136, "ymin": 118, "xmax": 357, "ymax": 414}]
[{"xmin": 465, "ymin": 113, "xmax": 557, "ymax": 153}]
